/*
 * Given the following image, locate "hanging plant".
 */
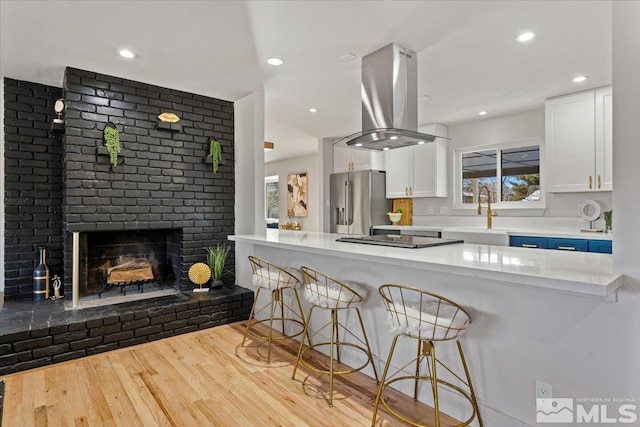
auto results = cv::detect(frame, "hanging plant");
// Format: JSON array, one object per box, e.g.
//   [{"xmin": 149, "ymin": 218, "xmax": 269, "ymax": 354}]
[
  {"xmin": 209, "ymin": 139, "xmax": 222, "ymax": 173},
  {"xmin": 103, "ymin": 124, "xmax": 121, "ymax": 167}
]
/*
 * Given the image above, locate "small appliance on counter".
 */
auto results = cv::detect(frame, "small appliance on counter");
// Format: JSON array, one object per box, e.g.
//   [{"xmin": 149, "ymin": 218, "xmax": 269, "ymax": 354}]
[{"xmin": 578, "ymin": 199, "xmax": 605, "ymax": 232}]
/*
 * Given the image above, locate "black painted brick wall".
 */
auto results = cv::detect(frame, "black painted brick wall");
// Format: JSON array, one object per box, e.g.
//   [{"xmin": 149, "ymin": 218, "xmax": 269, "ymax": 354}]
[
  {"xmin": 3, "ymin": 78, "xmax": 64, "ymax": 300},
  {"xmin": 62, "ymin": 68, "xmax": 235, "ymax": 293}
]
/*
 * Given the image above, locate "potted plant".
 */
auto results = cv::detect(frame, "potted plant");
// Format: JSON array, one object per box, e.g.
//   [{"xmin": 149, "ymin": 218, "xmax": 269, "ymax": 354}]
[
  {"xmin": 205, "ymin": 244, "xmax": 231, "ymax": 289},
  {"xmin": 209, "ymin": 139, "xmax": 222, "ymax": 173},
  {"xmin": 103, "ymin": 123, "xmax": 121, "ymax": 167}
]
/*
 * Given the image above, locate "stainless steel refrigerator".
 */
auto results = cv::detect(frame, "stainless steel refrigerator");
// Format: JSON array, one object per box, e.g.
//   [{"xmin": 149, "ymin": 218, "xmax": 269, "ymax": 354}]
[{"xmin": 330, "ymin": 170, "xmax": 390, "ymax": 235}]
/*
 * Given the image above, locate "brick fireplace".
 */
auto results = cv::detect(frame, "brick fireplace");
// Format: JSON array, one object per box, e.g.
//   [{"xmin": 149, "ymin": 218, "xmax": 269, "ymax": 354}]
[
  {"xmin": 4, "ymin": 68, "xmax": 236, "ymax": 300},
  {"xmin": 1, "ymin": 72, "xmax": 255, "ymax": 375}
]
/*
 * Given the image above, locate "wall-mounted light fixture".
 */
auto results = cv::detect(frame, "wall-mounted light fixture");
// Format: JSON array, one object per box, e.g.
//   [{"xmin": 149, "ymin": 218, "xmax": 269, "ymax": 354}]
[
  {"xmin": 51, "ymin": 98, "xmax": 65, "ymax": 134},
  {"xmin": 264, "ymin": 141, "xmax": 275, "ymax": 151}
]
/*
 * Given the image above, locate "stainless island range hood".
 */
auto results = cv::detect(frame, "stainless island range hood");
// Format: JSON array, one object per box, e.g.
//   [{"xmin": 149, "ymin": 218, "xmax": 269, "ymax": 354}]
[{"xmin": 334, "ymin": 43, "xmax": 448, "ymax": 151}]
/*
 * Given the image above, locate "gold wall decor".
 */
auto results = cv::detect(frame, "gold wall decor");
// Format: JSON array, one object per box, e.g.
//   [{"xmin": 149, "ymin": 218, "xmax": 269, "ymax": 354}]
[
  {"xmin": 287, "ymin": 172, "xmax": 308, "ymax": 218},
  {"xmin": 158, "ymin": 112, "xmax": 181, "ymax": 123}
]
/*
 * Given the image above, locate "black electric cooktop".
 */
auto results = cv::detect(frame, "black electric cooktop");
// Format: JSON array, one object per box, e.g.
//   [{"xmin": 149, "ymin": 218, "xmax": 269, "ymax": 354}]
[{"xmin": 336, "ymin": 234, "xmax": 464, "ymax": 249}]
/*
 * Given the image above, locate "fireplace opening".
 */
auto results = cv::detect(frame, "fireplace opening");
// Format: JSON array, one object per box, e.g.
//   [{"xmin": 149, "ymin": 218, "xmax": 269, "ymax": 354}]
[{"xmin": 79, "ymin": 229, "xmax": 182, "ymax": 297}]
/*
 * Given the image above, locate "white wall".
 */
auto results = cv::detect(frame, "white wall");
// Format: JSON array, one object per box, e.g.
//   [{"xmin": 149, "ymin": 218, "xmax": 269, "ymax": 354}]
[
  {"xmin": 265, "ymin": 151, "xmax": 321, "ymax": 232},
  {"xmin": 234, "ymin": 91, "xmax": 265, "ymax": 235},
  {"xmin": 0, "ymin": 79, "xmax": 4, "ymax": 295},
  {"xmin": 412, "ymin": 108, "xmax": 613, "ymax": 227},
  {"xmin": 611, "ymin": 0, "xmax": 640, "ymax": 385}
]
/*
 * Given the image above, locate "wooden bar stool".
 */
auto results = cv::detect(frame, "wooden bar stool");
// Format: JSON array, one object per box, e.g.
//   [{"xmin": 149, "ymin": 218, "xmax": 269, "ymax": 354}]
[
  {"xmin": 241, "ymin": 256, "xmax": 308, "ymax": 364},
  {"xmin": 372, "ymin": 284, "xmax": 483, "ymax": 427},
  {"xmin": 292, "ymin": 266, "xmax": 379, "ymax": 407}
]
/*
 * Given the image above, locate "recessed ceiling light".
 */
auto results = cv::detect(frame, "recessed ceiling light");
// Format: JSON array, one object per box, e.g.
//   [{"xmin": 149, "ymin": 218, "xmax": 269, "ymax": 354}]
[
  {"xmin": 516, "ymin": 32, "xmax": 537, "ymax": 42},
  {"xmin": 267, "ymin": 57, "xmax": 284, "ymax": 66},
  {"xmin": 355, "ymin": 143, "xmax": 363, "ymax": 147},
  {"xmin": 383, "ymin": 147, "xmax": 390, "ymax": 151},
  {"xmin": 478, "ymin": 111, "xmax": 488, "ymax": 116},
  {"xmin": 417, "ymin": 141, "xmax": 425, "ymax": 145},
  {"xmin": 390, "ymin": 136, "xmax": 398, "ymax": 140},
  {"xmin": 573, "ymin": 75, "xmax": 588, "ymax": 83},
  {"xmin": 339, "ymin": 53, "xmax": 357, "ymax": 62},
  {"xmin": 309, "ymin": 108, "xmax": 317, "ymax": 113},
  {"xmin": 119, "ymin": 49, "xmax": 136, "ymax": 59}
]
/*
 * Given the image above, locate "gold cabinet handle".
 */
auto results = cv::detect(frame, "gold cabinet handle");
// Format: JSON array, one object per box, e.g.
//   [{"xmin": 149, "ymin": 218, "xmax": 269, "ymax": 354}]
[
  {"xmin": 410, "ymin": 186, "xmax": 413, "ymax": 196},
  {"xmin": 598, "ymin": 175, "xmax": 601, "ymax": 189},
  {"xmin": 588, "ymin": 176, "xmax": 592, "ymax": 189}
]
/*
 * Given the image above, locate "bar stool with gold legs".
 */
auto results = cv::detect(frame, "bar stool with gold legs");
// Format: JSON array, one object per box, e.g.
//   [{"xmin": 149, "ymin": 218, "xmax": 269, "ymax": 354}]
[
  {"xmin": 241, "ymin": 256, "xmax": 309, "ymax": 365},
  {"xmin": 292, "ymin": 266, "xmax": 379, "ymax": 407},
  {"xmin": 372, "ymin": 284, "xmax": 483, "ymax": 427}
]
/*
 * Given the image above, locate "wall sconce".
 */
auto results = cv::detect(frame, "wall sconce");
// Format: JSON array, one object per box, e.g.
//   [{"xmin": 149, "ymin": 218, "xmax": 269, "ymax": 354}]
[
  {"xmin": 264, "ymin": 141, "xmax": 274, "ymax": 151},
  {"xmin": 51, "ymin": 98, "xmax": 65, "ymax": 134}
]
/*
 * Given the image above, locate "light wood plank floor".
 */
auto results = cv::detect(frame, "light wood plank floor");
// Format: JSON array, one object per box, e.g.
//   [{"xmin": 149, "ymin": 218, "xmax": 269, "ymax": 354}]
[{"xmin": 2, "ymin": 322, "xmax": 459, "ymax": 426}]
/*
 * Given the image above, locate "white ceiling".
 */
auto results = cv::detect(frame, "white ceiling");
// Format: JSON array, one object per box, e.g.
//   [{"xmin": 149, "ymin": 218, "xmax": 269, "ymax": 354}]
[{"xmin": 1, "ymin": 1, "xmax": 611, "ymax": 162}]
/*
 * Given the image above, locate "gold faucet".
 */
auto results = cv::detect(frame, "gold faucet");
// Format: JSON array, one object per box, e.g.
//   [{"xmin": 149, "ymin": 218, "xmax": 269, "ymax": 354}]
[{"xmin": 477, "ymin": 185, "xmax": 498, "ymax": 229}]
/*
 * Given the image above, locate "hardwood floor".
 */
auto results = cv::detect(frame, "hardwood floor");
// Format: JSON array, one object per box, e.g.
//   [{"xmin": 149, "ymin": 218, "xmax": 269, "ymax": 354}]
[{"xmin": 2, "ymin": 322, "xmax": 459, "ymax": 426}]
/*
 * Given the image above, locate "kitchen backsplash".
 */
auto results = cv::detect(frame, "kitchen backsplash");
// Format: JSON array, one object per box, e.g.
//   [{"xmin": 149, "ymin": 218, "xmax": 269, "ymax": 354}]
[{"xmin": 411, "ymin": 190, "xmax": 612, "ymax": 230}]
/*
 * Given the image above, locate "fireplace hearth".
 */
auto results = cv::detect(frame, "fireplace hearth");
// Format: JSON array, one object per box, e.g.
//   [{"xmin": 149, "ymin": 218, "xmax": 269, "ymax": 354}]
[{"xmin": 0, "ymin": 287, "xmax": 254, "ymax": 375}]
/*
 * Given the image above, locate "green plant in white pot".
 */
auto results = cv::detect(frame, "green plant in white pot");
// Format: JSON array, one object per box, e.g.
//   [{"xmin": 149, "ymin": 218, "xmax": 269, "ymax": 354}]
[{"xmin": 205, "ymin": 244, "xmax": 231, "ymax": 289}]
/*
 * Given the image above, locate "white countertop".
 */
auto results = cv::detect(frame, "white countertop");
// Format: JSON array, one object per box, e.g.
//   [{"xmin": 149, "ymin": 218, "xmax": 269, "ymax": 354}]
[
  {"xmin": 230, "ymin": 230, "xmax": 623, "ymax": 297},
  {"xmin": 373, "ymin": 225, "xmax": 613, "ymax": 240}
]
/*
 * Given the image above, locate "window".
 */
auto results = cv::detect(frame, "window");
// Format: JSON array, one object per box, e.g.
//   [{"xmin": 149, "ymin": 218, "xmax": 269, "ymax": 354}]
[
  {"xmin": 455, "ymin": 138, "xmax": 543, "ymax": 209},
  {"xmin": 265, "ymin": 175, "xmax": 279, "ymax": 226}
]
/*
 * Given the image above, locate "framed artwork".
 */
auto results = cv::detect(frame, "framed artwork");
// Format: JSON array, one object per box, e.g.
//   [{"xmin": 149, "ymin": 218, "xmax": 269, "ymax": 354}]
[{"xmin": 287, "ymin": 172, "xmax": 308, "ymax": 217}]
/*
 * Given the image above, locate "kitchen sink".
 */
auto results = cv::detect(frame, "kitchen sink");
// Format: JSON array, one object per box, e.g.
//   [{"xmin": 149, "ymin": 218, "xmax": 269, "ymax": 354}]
[{"xmin": 441, "ymin": 227, "xmax": 509, "ymax": 246}]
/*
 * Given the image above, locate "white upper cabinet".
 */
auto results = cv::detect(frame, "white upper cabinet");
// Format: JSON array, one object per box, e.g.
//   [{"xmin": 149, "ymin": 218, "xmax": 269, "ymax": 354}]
[
  {"xmin": 545, "ymin": 87, "xmax": 612, "ymax": 192},
  {"xmin": 385, "ymin": 146, "xmax": 412, "ymax": 198},
  {"xmin": 595, "ymin": 87, "xmax": 613, "ymax": 191},
  {"xmin": 333, "ymin": 146, "xmax": 384, "ymax": 173},
  {"xmin": 385, "ymin": 124, "xmax": 448, "ymax": 198}
]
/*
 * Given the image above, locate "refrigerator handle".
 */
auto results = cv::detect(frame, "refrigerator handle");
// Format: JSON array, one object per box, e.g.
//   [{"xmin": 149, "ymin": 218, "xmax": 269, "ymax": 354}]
[
  {"xmin": 346, "ymin": 179, "xmax": 353, "ymax": 225},
  {"xmin": 344, "ymin": 180, "xmax": 349, "ymax": 226}
]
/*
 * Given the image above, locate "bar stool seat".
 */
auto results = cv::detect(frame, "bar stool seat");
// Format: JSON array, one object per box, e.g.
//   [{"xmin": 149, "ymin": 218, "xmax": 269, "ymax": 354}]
[
  {"xmin": 241, "ymin": 256, "xmax": 308, "ymax": 365},
  {"xmin": 372, "ymin": 284, "xmax": 483, "ymax": 427},
  {"xmin": 292, "ymin": 266, "xmax": 379, "ymax": 407}
]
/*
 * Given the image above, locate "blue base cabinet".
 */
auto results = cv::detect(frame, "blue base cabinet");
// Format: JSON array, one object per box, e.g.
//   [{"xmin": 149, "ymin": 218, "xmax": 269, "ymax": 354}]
[
  {"xmin": 509, "ymin": 236, "xmax": 612, "ymax": 254},
  {"xmin": 547, "ymin": 238, "xmax": 589, "ymax": 252},
  {"xmin": 509, "ymin": 236, "xmax": 548, "ymax": 249},
  {"xmin": 588, "ymin": 240, "xmax": 613, "ymax": 254}
]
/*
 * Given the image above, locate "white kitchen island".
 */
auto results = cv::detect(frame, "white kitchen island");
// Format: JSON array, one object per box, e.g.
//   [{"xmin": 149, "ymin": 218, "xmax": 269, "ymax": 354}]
[{"xmin": 230, "ymin": 230, "xmax": 625, "ymax": 426}]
